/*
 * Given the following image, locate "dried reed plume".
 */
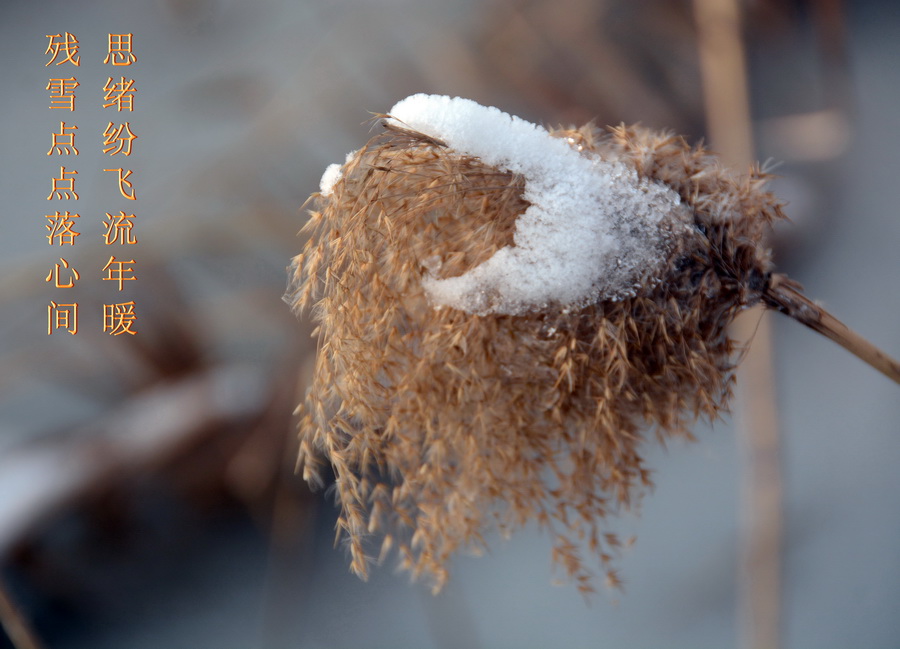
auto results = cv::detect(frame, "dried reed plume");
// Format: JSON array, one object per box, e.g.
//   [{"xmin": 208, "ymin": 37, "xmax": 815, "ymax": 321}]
[{"xmin": 286, "ymin": 116, "xmax": 900, "ymax": 596}]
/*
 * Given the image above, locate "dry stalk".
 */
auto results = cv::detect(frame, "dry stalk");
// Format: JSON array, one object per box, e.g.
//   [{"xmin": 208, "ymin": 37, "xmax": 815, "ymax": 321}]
[
  {"xmin": 0, "ymin": 579, "xmax": 43, "ymax": 649},
  {"xmin": 691, "ymin": 0, "xmax": 782, "ymax": 647},
  {"xmin": 764, "ymin": 275, "xmax": 900, "ymax": 383}
]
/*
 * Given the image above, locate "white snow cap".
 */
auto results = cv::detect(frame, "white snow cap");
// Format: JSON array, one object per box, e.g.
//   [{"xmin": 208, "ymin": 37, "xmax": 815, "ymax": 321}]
[
  {"xmin": 319, "ymin": 163, "xmax": 342, "ymax": 196},
  {"xmin": 319, "ymin": 150, "xmax": 359, "ymax": 196},
  {"xmin": 387, "ymin": 94, "xmax": 686, "ymax": 315}
]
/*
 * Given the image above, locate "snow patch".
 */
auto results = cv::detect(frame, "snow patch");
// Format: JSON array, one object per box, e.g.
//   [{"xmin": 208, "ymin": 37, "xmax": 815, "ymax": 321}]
[
  {"xmin": 319, "ymin": 150, "xmax": 359, "ymax": 196},
  {"xmin": 386, "ymin": 94, "xmax": 686, "ymax": 315}
]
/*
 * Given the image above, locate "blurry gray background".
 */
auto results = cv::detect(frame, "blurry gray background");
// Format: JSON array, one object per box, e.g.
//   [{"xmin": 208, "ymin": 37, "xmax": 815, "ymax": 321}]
[{"xmin": 0, "ymin": 0, "xmax": 898, "ymax": 647}]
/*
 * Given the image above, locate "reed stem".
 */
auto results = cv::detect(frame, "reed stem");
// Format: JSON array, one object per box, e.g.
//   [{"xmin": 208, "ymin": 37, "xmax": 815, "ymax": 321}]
[{"xmin": 764, "ymin": 273, "xmax": 900, "ymax": 384}]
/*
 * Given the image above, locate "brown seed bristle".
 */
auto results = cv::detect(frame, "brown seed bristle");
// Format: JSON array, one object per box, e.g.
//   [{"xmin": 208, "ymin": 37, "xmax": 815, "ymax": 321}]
[{"xmin": 286, "ymin": 119, "xmax": 785, "ymax": 593}]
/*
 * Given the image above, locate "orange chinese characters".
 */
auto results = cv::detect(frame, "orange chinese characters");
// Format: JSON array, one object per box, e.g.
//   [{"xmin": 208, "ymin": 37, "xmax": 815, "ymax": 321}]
[
  {"xmin": 103, "ymin": 122, "xmax": 137, "ymax": 156},
  {"xmin": 45, "ymin": 257, "xmax": 80, "ymax": 288},
  {"xmin": 45, "ymin": 33, "xmax": 80, "ymax": 66},
  {"xmin": 103, "ymin": 34, "xmax": 136, "ymax": 66},
  {"xmin": 47, "ymin": 77, "xmax": 79, "ymax": 111},
  {"xmin": 48, "ymin": 301, "xmax": 78, "ymax": 335},
  {"xmin": 45, "ymin": 212, "xmax": 81, "ymax": 245},
  {"xmin": 103, "ymin": 301, "xmax": 138, "ymax": 335},
  {"xmin": 102, "ymin": 77, "xmax": 136, "ymax": 112},
  {"xmin": 104, "ymin": 168, "xmax": 136, "ymax": 200},
  {"xmin": 101, "ymin": 256, "xmax": 137, "ymax": 290},
  {"xmin": 48, "ymin": 121, "xmax": 78, "ymax": 155},
  {"xmin": 47, "ymin": 166, "xmax": 78, "ymax": 200},
  {"xmin": 102, "ymin": 211, "xmax": 137, "ymax": 245}
]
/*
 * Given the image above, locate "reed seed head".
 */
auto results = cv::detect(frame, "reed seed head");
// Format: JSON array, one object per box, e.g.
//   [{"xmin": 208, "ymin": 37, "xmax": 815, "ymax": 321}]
[{"xmin": 287, "ymin": 97, "xmax": 784, "ymax": 595}]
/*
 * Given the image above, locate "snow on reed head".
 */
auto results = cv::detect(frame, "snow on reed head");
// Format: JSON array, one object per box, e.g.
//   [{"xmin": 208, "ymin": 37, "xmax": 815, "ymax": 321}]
[
  {"xmin": 386, "ymin": 94, "xmax": 689, "ymax": 314},
  {"xmin": 288, "ymin": 95, "xmax": 784, "ymax": 595}
]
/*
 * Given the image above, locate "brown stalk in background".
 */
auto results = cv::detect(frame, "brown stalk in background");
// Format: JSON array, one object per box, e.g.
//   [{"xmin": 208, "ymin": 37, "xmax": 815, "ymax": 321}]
[
  {"xmin": 692, "ymin": 0, "xmax": 784, "ymax": 647},
  {"xmin": 0, "ymin": 579, "xmax": 43, "ymax": 649}
]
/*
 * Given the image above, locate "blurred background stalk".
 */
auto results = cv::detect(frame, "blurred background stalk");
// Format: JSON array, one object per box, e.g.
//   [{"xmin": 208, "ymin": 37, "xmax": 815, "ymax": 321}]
[{"xmin": 692, "ymin": 0, "xmax": 782, "ymax": 647}]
